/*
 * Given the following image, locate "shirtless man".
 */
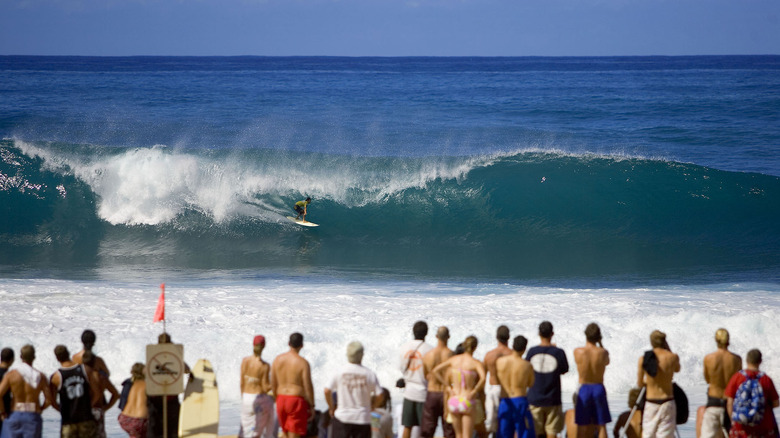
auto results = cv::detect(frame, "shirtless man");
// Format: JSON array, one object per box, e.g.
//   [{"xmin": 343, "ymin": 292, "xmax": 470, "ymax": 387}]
[
  {"xmin": 636, "ymin": 330, "xmax": 680, "ymax": 438},
  {"xmin": 573, "ymin": 323, "xmax": 611, "ymax": 438},
  {"xmin": 495, "ymin": 336, "xmax": 535, "ymax": 438},
  {"xmin": 0, "ymin": 345, "xmax": 54, "ymax": 438},
  {"xmin": 272, "ymin": 332, "xmax": 315, "ymax": 438},
  {"xmin": 240, "ymin": 335, "xmax": 275, "ymax": 438},
  {"xmin": 83, "ymin": 351, "xmax": 119, "ymax": 438},
  {"xmin": 696, "ymin": 329, "xmax": 741, "ymax": 438},
  {"xmin": 420, "ymin": 326, "xmax": 455, "ymax": 438},
  {"xmin": 483, "ymin": 325, "xmax": 512, "ymax": 437},
  {"xmin": 72, "ymin": 329, "xmax": 110, "ymax": 378}
]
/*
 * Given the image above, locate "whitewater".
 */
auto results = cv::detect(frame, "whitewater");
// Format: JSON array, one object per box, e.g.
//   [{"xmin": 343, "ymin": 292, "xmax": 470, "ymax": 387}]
[
  {"xmin": 2, "ymin": 278, "xmax": 780, "ymax": 437},
  {"xmin": 2, "ymin": 55, "xmax": 780, "ymax": 437}
]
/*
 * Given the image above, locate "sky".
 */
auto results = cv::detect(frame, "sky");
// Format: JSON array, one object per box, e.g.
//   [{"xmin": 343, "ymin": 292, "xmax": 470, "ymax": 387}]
[{"xmin": 1, "ymin": 0, "xmax": 779, "ymax": 57}]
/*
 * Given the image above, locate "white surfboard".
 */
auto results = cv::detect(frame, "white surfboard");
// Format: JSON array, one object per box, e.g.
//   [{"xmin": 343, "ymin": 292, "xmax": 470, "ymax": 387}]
[
  {"xmin": 286, "ymin": 216, "xmax": 319, "ymax": 227},
  {"xmin": 179, "ymin": 358, "xmax": 219, "ymax": 438}
]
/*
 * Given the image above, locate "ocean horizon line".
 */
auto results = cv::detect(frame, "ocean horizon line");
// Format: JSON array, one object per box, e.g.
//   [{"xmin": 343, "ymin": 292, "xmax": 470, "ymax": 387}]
[{"xmin": 2, "ymin": 53, "xmax": 780, "ymax": 59}]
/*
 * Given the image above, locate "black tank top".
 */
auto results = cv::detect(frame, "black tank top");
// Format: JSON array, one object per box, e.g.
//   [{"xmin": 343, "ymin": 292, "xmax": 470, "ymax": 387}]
[{"xmin": 57, "ymin": 364, "xmax": 94, "ymax": 425}]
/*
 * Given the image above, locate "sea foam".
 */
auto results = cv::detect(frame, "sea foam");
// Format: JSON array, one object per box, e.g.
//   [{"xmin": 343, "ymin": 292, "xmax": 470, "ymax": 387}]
[{"xmin": 1, "ymin": 278, "xmax": 778, "ymax": 437}]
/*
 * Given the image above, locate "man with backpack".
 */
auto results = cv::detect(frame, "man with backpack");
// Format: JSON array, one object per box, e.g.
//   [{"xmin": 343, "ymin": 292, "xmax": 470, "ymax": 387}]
[{"xmin": 725, "ymin": 349, "xmax": 779, "ymax": 438}]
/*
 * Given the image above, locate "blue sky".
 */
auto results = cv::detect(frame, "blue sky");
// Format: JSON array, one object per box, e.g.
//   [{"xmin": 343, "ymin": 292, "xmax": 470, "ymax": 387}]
[{"xmin": 2, "ymin": 0, "xmax": 779, "ymax": 56}]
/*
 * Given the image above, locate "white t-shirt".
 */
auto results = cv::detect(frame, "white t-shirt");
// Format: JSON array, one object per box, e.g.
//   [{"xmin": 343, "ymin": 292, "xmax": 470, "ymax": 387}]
[
  {"xmin": 399, "ymin": 340, "xmax": 433, "ymax": 402},
  {"xmin": 329, "ymin": 363, "xmax": 381, "ymax": 425}
]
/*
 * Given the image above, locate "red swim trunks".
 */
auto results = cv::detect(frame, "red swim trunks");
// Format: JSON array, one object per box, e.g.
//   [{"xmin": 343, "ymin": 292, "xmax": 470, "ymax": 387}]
[
  {"xmin": 118, "ymin": 413, "xmax": 148, "ymax": 438},
  {"xmin": 276, "ymin": 394, "xmax": 311, "ymax": 436}
]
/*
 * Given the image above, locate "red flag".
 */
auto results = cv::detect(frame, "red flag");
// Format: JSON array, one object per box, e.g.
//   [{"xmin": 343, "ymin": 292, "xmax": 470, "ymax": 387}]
[{"xmin": 153, "ymin": 283, "xmax": 165, "ymax": 323}]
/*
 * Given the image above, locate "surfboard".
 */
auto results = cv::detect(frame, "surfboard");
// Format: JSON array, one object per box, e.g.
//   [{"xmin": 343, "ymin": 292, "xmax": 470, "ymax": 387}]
[
  {"xmin": 286, "ymin": 216, "xmax": 319, "ymax": 227},
  {"xmin": 179, "ymin": 358, "xmax": 219, "ymax": 438}
]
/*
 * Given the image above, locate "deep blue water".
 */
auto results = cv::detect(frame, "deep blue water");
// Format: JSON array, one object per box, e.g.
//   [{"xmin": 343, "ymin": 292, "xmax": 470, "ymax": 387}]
[{"xmin": 1, "ymin": 56, "xmax": 779, "ymax": 282}]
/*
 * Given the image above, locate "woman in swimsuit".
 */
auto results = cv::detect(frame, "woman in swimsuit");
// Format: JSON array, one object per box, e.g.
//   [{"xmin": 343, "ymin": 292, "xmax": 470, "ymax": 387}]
[{"xmin": 431, "ymin": 336, "xmax": 486, "ymax": 438}]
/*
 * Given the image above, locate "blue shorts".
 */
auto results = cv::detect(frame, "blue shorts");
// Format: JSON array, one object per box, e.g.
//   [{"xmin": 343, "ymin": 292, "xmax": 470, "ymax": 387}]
[
  {"xmin": 497, "ymin": 396, "xmax": 535, "ymax": 438},
  {"xmin": 575, "ymin": 384, "xmax": 611, "ymax": 426},
  {"xmin": 0, "ymin": 412, "xmax": 43, "ymax": 438}
]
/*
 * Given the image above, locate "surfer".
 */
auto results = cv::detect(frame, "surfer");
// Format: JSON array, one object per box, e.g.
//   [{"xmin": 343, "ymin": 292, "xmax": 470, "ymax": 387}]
[
  {"xmin": 272, "ymin": 333, "xmax": 315, "ymax": 438},
  {"xmin": 240, "ymin": 335, "xmax": 275, "ymax": 438},
  {"xmin": 294, "ymin": 198, "xmax": 312, "ymax": 222},
  {"xmin": 572, "ymin": 323, "xmax": 611, "ymax": 438}
]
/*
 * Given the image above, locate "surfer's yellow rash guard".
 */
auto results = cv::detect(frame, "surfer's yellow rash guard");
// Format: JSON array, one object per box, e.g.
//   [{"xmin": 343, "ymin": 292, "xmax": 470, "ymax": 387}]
[{"xmin": 295, "ymin": 200, "xmax": 309, "ymax": 208}]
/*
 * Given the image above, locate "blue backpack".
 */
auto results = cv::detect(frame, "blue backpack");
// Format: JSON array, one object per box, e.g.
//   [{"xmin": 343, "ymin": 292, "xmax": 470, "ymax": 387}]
[{"xmin": 731, "ymin": 370, "xmax": 766, "ymax": 427}]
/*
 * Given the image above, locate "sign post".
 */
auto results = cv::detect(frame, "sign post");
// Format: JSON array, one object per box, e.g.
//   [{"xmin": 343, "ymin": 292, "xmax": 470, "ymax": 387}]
[{"xmin": 146, "ymin": 343, "xmax": 184, "ymax": 438}]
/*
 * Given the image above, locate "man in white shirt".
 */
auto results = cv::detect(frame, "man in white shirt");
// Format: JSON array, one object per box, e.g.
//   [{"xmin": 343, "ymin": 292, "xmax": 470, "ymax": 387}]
[
  {"xmin": 399, "ymin": 321, "xmax": 434, "ymax": 438},
  {"xmin": 325, "ymin": 341, "xmax": 382, "ymax": 438}
]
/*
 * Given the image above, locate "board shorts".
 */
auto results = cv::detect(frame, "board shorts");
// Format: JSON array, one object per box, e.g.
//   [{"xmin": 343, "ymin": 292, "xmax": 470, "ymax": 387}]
[
  {"xmin": 93, "ymin": 408, "xmax": 106, "ymax": 438},
  {"xmin": 276, "ymin": 394, "xmax": 311, "ymax": 436},
  {"xmin": 118, "ymin": 413, "xmax": 148, "ymax": 438},
  {"xmin": 497, "ymin": 396, "xmax": 535, "ymax": 438},
  {"xmin": 642, "ymin": 399, "xmax": 676, "ymax": 438},
  {"xmin": 484, "ymin": 384, "xmax": 502, "ymax": 433},
  {"xmin": 61, "ymin": 419, "xmax": 99, "ymax": 438},
  {"xmin": 420, "ymin": 391, "xmax": 455, "ymax": 438},
  {"xmin": 701, "ymin": 396, "xmax": 729, "ymax": 438},
  {"xmin": 240, "ymin": 393, "xmax": 276, "ymax": 438},
  {"xmin": 529, "ymin": 404, "xmax": 564, "ymax": 436},
  {"xmin": 575, "ymin": 383, "xmax": 612, "ymax": 426},
  {"xmin": 0, "ymin": 412, "xmax": 43, "ymax": 438},
  {"xmin": 402, "ymin": 398, "xmax": 425, "ymax": 427},
  {"xmin": 294, "ymin": 206, "xmax": 304, "ymax": 214}
]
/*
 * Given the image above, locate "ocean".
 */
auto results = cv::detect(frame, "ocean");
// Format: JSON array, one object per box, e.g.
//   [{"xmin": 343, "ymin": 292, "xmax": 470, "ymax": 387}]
[{"xmin": 1, "ymin": 55, "xmax": 779, "ymax": 437}]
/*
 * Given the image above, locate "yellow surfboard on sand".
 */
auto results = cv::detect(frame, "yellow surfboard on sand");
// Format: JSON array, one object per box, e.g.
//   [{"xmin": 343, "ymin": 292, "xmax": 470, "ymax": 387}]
[{"xmin": 179, "ymin": 359, "xmax": 219, "ymax": 438}]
